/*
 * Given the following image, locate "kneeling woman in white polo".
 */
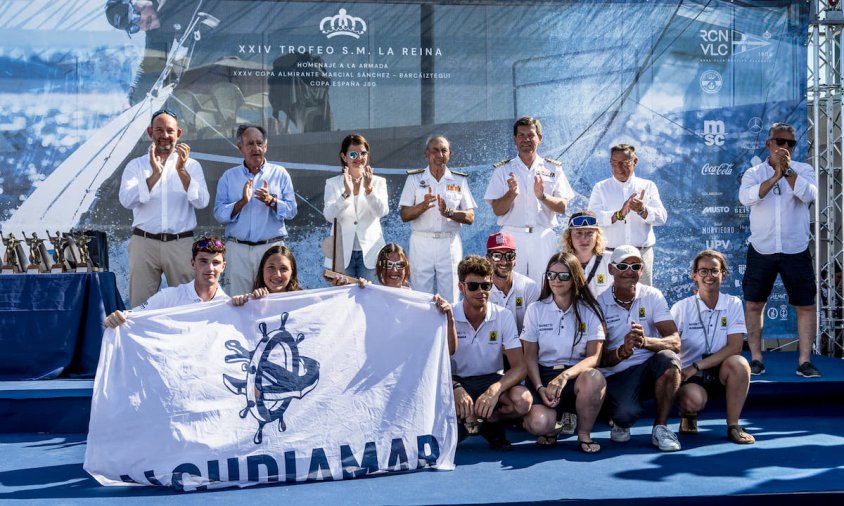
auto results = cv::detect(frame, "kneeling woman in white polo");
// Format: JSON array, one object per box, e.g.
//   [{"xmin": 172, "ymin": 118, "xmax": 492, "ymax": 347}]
[{"xmin": 521, "ymin": 252, "xmax": 607, "ymax": 453}]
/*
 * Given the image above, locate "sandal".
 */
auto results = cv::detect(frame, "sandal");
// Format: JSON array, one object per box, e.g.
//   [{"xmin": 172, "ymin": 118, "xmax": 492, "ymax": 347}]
[
  {"xmin": 680, "ymin": 414, "xmax": 698, "ymax": 435},
  {"xmin": 727, "ymin": 424, "xmax": 756, "ymax": 445},
  {"xmin": 578, "ymin": 439, "xmax": 601, "ymax": 454},
  {"xmin": 536, "ymin": 434, "xmax": 557, "ymax": 447}
]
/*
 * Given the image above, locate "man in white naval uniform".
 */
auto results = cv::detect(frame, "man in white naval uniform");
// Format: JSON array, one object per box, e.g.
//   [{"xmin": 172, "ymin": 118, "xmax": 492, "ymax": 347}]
[
  {"xmin": 484, "ymin": 116, "xmax": 574, "ymax": 286},
  {"xmin": 400, "ymin": 135, "xmax": 475, "ymax": 302}
]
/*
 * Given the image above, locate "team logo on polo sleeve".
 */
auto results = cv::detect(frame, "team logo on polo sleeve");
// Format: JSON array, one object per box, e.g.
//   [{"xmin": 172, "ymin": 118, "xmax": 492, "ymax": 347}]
[
  {"xmin": 489, "ymin": 331, "xmax": 498, "ymax": 342},
  {"xmin": 223, "ymin": 313, "xmax": 320, "ymax": 444}
]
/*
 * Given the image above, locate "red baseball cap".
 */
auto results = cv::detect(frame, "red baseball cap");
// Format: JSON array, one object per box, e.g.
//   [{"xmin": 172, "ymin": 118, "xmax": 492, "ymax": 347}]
[{"xmin": 486, "ymin": 232, "xmax": 516, "ymax": 251}]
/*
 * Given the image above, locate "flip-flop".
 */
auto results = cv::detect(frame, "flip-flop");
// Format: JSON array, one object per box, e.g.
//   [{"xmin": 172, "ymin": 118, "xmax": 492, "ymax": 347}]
[
  {"xmin": 578, "ymin": 440, "xmax": 601, "ymax": 454},
  {"xmin": 680, "ymin": 415, "xmax": 698, "ymax": 434},
  {"xmin": 727, "ymin": 424, "xmax": 756, "ymax": 444},
  {"xmin": 537, "ymin": 434, "xmax": 557, "ymax": 447}
]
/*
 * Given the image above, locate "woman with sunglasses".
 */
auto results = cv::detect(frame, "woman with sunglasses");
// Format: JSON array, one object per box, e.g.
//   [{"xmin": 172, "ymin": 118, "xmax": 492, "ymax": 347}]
[
  {"xmin": 323, "ymin": 133, "xmax": 389, "ymax": 281},
  {"xmin": 521, "ymin": 252, "xmax": 607, "ymax": 453},
  {"xmin": 562, "ymin": 210, "xmax": 613, "ymax": 297},
  {"xmin": 231, "ymin": 245, "xmax": 301, "ymax": 306},
  {"xmin": 670, "ymin": 250, "xmax": 755, "ymax": 444}
]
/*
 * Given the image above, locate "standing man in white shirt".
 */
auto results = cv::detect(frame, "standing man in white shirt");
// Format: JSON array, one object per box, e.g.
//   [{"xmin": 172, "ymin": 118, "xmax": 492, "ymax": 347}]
[
  {"xmin": 484, "ymin": 116, "xmax": 574, "ymax": 286},
  {"xmin": 119, "ymin": 109, "xmax": 210, "ymax": 308},
  {"xmin": 587, "ymin": 144, "xmax": 668, "ymax": 286},
  {"xmin": 399, "ymin": 135, "xmax": 476, "ymax": 302},
  {"xmin": 485, "ymin": 231, "xmax": 539, "ymax": 334},
  {"xmin": 738, "ymin": 122, "xmax": 820, "ymax": 378}
]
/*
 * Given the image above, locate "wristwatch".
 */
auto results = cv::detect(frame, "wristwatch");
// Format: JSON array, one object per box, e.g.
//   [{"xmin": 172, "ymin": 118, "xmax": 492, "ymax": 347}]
[
  {"xmin": 784, "ymin": 167, "xmax": 794, "ymax": 177},
  {"xmin": 341, "ymin": 191, "xmax": 351, "ymax": 199}
]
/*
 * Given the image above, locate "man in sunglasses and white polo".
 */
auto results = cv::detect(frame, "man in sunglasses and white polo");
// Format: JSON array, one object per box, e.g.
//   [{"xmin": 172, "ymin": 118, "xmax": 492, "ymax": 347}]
[
  {"xmin": 598, "ymin": 245, "xmax": 683, "ymax": 452},
  {"xmin": 119, "ymin": 109, "xmax": 210, "ymax": 308},
  {"xmin": 104, "ymin": 237, "xmax": 229, "ymax": 328},
  {"xmin": 485, "ymin": 231, "xmax": 539, "ymax": 334},
  {"xmin": 451, "ymin": 255, "xmax": 532, "ymax": 450},
  {"xmin": 739, "ymin": 122, "xmax": 820, "ymax": 378},
  {"xmin": 587, "ymin": 144, "xmax": 667, "ymax": 285}
]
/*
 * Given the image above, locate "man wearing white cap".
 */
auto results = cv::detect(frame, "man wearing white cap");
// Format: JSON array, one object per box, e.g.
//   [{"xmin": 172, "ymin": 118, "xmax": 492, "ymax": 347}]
[{"xmin": 597, "ymin": 245, "xmax": 682, "ymax": 452}]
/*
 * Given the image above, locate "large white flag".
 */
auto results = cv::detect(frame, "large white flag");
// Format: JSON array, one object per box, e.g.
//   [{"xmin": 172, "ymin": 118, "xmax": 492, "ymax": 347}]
[{"xmin": 84, "ymin": 285, "xmax": 456, "ymax": 491}]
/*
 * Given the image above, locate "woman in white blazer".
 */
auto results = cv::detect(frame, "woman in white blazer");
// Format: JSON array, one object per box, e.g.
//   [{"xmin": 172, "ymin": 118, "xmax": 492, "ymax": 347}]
[{"xmin": 323, "ymin": 133, "xmax": 389, "ymax": 281}]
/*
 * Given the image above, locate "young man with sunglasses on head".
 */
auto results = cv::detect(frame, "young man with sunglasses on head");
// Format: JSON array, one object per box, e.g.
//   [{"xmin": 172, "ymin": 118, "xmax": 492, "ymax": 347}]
[
  {"xmin": 119, "ymin": 109, "xmax": 210, "ymax": 308},
  {"xmin": 587, "ymin": 144, "xmax": 668, "ymax": 286},
  {"xmin": 450, "ymin": 255, "xmax": 532, "ymax": 450},
  {"xmin": 485, "ymin": 231, "xmax": 539, "ymax": 334},
  {"xmin": 739, "ymin": 122, "xmax": 820, "ymax": 378},
  {"xmin": 598, "ymin": 245, "xmax": 683, "ymax": 452},
  {"xmin": 104, "ymin": 237, "xmax": 228, "ymax": 328}
]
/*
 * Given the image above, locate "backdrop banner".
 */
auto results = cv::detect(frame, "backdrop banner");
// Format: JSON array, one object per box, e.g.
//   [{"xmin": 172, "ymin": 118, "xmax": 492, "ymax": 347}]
[{"xmin": 83, "ymin": 285, "xmax": 456, "ymax": 491}]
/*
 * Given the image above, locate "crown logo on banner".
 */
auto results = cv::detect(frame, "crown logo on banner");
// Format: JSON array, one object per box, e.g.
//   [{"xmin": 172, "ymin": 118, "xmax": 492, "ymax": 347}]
[{"xmin": 320, "ymin": 8, "xmax": 367, "ymax": 39}]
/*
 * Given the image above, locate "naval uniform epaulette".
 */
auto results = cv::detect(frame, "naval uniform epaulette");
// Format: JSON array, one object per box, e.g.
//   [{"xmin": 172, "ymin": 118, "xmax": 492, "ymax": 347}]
[
  {"xmin": 493, "ymin": 159, "xmax": 511, "ymax": 169},
  {"xmin": 451, "ymin": 170, "xmax": 468, "ymax": 177},
  {"xmin": 544, "ymin": 158, "xmax": 562, "ymax": 166},
  {"xmin": 406, "ymin": 168, "xmax": 425, "ymax": 175}
]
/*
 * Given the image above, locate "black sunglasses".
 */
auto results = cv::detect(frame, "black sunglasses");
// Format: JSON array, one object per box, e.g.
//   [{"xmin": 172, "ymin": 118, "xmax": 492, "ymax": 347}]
[
  {"xmin": 613, "ymin": 262, "xmax": 643, "ymax": 272},
  {"xmin": 464, "ymin": 281, "xmax": 493, "ymax": 292},
  {"xmin": 152, "ymin": 109, "xmax": 178, "ymax": 121},
  {"xmin": 771, "ymin": 138, "xmax": 797, "ymax": 148},
  {"xmin": 545, "ymin": 271, "xmax": 572, "ymax": 281},
  {"xmin": 488, "ymin": 251, "xmax": 516, "ymax": 262}
]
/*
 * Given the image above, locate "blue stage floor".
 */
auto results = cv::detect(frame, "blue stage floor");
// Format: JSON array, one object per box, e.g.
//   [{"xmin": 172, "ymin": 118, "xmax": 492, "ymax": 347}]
[{"xmin": 1, "ymin": 352, "xmax": 842, "ymax": 505}]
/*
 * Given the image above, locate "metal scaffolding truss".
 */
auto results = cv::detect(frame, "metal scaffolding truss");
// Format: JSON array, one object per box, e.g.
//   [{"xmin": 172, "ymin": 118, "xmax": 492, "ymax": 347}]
[{"xmin": 810, "ymin": 0, "xmax": 844, "ymax": 357}]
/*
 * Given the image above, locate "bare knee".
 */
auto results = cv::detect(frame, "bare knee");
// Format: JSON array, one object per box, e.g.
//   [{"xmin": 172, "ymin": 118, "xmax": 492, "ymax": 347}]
[
  {"xmin": 523, "ymin": 406, "xmax": 556, "ymax": 436},
  {"xmin": 677, "ymin": 384, "xmax": 706, "ymax": 415}
]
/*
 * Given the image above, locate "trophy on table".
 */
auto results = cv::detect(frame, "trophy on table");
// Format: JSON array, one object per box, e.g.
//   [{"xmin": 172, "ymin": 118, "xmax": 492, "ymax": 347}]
[
  {"xmin": 1, "ymin": 232, "xmax": 29, "ymax": 274},
  {"xmin": 70, "ymin": 231, "xmax": 95, "ymax": 272},
  {"xmin": 48, "ymin": 231, "xmax": 67, "ymax": 272},
  {"xmin": 23, "ymin": 232, "xmax": 53, "ymax": 273}
]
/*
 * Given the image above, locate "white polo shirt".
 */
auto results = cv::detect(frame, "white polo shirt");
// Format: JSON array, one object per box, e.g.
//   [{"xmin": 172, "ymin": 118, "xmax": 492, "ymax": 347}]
[
  {"xmin": 398, "ymin": 166, "xmax": 476, "ymax": 233},
  {"xmin": 490, "ymin": 271, "xmax": 540, "ymax": 333},
  {"xmin": 738, "ymin": 160, "xmax": 817, "ymax": 254},
  {"xmin": 521, "ymin": 298, "xmax": 605, "ymax": 368},
  {"xmin": 671, "ymin": 292, "xmax": 746, "ymax": 369},
  {"xmin": 598, "ymin": 283, "xmax": 674, "ymax": 376},
  {"xmin": 483, "ymin": 157, "xmax": 574, "ymax": 229},
  {"xmin": 136, "ymin": 281, "xmax": 229, "ymax": 311},
  {"xmin": 581, "ymin": 253, "xmax": 613, "ymax": 298},
  {"xmin": 450, "ymin": 301, "xmax": 520, "ymax": 378},
  {"xmin": 587, "ymin": 175, "xmax": 667, "ymax": 248}
]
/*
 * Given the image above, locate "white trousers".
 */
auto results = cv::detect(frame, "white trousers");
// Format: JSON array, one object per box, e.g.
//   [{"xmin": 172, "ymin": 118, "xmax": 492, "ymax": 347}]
[
  {"xmin": 224, "ymin": 240, "xmax": 284, "ymax": 296},
  {"xmin": 503, "ymin": 227, "xmax": 559, "ymax": 287},
  {"xmin": 409, "ymin": 232, "xmax": 462, "ymax": 303}
]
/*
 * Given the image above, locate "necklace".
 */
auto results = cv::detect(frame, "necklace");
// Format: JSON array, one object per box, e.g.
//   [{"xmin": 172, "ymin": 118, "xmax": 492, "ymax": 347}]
[
  {"xmin": 351, "ymin": 175, "xmax": 363, "ymax": 184},
  {"xmin": 612, "ymin": 285, "xmax": 634, "ymax": 305}
]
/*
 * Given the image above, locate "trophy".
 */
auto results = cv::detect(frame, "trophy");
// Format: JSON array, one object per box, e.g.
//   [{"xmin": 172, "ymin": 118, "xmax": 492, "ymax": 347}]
[
  {"xmin": 23, "ymin": 232, "xmax": 53, "ymax": 273},
  {"xmin": 1, "ymin": 232, "xmax": 29, "ymax": 274},
  {"xmin": 71, "ymin": 231, "xmax": 95, "ymax": 272},
  {"xmin": 48, "ymin": 231, "xmax": 65, "ymax": 273}
]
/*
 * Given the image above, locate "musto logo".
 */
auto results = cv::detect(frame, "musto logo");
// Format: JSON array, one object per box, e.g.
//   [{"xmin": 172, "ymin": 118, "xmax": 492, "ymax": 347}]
[{"xmin": 223, "ymin": 313, "xmax": 320, "ymax": 444}]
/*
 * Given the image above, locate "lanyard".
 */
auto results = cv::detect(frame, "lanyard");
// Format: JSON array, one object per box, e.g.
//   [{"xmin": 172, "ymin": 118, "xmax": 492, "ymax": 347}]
[
  {"xmin": 586, "ymin": 255, "xmax": 603, "ymax": 284},
  {"xmin": 694, "ymin": 296, "xmax": 719, "ymax": 355}
]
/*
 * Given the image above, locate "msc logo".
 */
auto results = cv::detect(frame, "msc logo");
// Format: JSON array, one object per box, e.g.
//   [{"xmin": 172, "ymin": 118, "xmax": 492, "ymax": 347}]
[
  {"xmin": 320, "ymin": 8, "xmax": 367, "ymax": 39},
  {"xmin": 703, "ymin": 120, "xmax": 725, "ymax": 146},
  {"xmin": 702, "ymin": 206, "xmax": 730, "ymax": 214},
  {"xmin": 223, "ymin": 313, "xmax": 320, "ymax": 444}
]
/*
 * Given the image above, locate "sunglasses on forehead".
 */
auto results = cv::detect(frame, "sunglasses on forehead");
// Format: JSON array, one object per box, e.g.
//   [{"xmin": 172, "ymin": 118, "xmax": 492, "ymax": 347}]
[
  {"xmin": 152, "ymin": 108, "xmax": 178, "ymax": 121},
  {"xmin": 463, "ymin": 281, "xmax": 493, "ymax": 292},
  {"xmin": 613, "ymin": 262, "xmax": 643, "ymax": 272},
  {"xmin": 569, "ymin": 215, "xmax": 598, "ymax": 228},
  {"xmin": 193, "ymin": 238, "xmax": 225, "ymax": 253},
  {"xmin": 347, "ymin": 150, "xmax": 369, "ymax": 159},
  {"xmin": 771, "ymin": 138, "xmax": 797, "ymax": 148},
  {"xmin": 488, "ymin": 251, "xmax": 516, "ymax": 262}
]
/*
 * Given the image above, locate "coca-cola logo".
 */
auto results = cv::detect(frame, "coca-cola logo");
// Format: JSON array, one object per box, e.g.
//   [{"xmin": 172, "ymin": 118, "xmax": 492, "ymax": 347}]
[{"xmin": 701, "ymin": 162, "xmax": 734, "ymax": 175}]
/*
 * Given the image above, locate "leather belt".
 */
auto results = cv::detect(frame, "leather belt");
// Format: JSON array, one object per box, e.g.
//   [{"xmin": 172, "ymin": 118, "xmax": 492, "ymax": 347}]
[
  {"xmin": 133, "ymin": 228, "xmax": 193, "ymax": 242},
  {"xmin": 227, "ymin": 236, "xmax": 284, "ymax": 247},
  {"xmin": 413, "ymin": 231, "xmax": 456, "ymax": 239},
  {"xmin": 502, "ymin": 225, "xmax": 542, "ymax": 234}
]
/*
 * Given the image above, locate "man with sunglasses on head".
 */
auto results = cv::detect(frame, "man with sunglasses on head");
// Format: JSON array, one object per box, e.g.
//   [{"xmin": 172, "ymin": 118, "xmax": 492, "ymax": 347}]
[
  {"xmin": 739, "ymin": 122, "xmax": 820, "ymax": 378},
  {"xmin": 451, "ymin": 255, "xmax": 532, "ymax": 450},
  {"xmin": 104, "ymin": 237, "xmax": 228, "ymax": 328},
  {"xmin": 587, "ymin": 144, "xmax": 668, "ymax": 286},
  {"xmin": 119, "ymin": 109, "xmax": 210, "ymax": 308},
  {"xmin": 484, "ymin": 116, "xmax": 574, "ymax": 287},
  {"xmin": 485, "ymin": 231, "xmax": 539, "ymax": 334},
  {"xmin": 399, "ymin": 136, "xmax": 476, "ymax": 303},
  {"xmin": 598, "ymin": 245, "xmax": 682, "ymax": 452},
  {"xmin": 214, "ymin": 125, "xmax": 297, "ymax": 296}
]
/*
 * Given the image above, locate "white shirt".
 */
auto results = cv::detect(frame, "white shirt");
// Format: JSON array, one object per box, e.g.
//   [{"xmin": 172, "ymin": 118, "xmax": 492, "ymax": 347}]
[
  {"xmin": 489, "ymin": 271, "xmax": 540, "ymax": 333},
  {"xmin": 399, "ymin": 166, "xmax": 476, "ymax": 233},
  {"xmin": 582, "ymin": 253, "xmax": 613, "ymax": 298},
  {"xmin": 671, "ymin": 292, "xmax": 746, "ymax": 369},
  {"xmin": 521, "ymin": 298, "xmax": 605, "ymax": 367},
  {"xmin": 483, "ymin": 157, "xmax": 574, "ymax": 229},
  {"xmin": 136, "ymin": 281, "xmax": 229, "ymax": 311},
  {"xmin": 450, "ymin": 301, "xmax": 520, "ymax": 378},
  {"xmin": 738, "ymin": 160, "xmax": 817, "ymax": 254},
  {"xmin": 587, "ymin": 175, "xmax": 667, "ymax": 248},
  {"xmin": 598, "ymin": 283, "xmax": 674, "ymax": 376},
  {"xmin": 119, "ymin": 153, "xmax": 209, "ymax": 234}
]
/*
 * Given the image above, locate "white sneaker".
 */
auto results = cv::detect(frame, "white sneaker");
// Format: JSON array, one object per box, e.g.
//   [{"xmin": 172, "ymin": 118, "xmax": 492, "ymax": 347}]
[
  {"xmin": 610, "ymin": 425, "xmax": 631, "ymax": 442},
  {"xmin": 651, "ymin": 424, "xmax": 681, "ymax": 452},
  {"xmin": 556, "ymin": 412, "xmax": 577, "ymax": 435}
]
